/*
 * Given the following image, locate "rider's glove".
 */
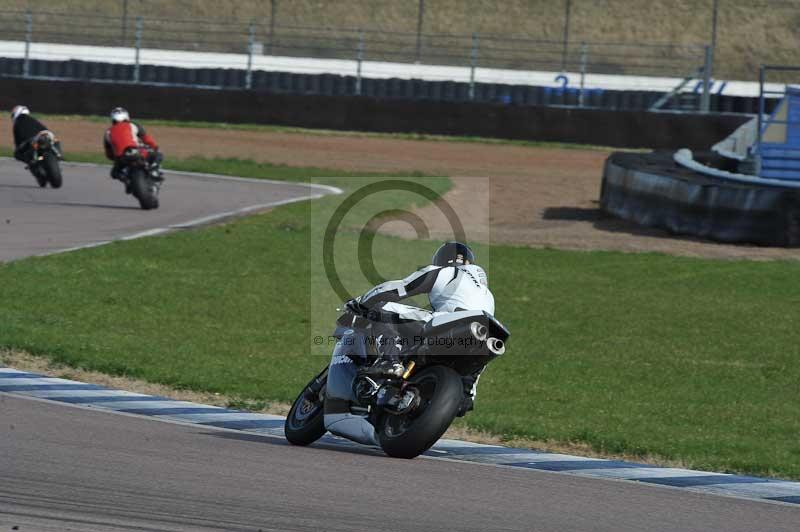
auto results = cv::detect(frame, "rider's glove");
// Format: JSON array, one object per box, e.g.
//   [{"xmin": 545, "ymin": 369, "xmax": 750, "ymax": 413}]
[
  {"xmin": 345, "ymin": 299, "xmax": 368, "ymax": 316},
  {"xmin": 365, "ymin": 308, "xmax": 384, "ymax": 323}
]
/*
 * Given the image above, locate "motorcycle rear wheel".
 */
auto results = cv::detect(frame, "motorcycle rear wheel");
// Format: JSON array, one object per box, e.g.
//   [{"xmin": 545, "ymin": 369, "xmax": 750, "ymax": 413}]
[
  {"xmin": 285, "ymin": 371, "xmax": 327, "ymax": 446},
  {"xmin": 43, "ymin": 152, "xmax": 62, "ymax": 189},
  {"xmin": 131, "ymin": 169, "xmax": 159, "ymax": 210},
  {"xmin": 378, "ymin": 365, "xmax": 463, "ymax": 459}
]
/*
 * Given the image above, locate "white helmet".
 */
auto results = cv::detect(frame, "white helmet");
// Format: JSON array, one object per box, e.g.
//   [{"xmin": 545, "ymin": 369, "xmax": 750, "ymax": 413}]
[
  {"xmin": 11, "ymin": 105, "xmax": 30, "ymax": 122},
  {"xmin": 110, "ymin": 107, "xmax": 130, "ymax": 123}
]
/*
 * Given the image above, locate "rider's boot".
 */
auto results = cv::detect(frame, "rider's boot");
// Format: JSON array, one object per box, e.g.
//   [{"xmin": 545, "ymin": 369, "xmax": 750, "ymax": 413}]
[
  {"xmin": 456, "ymin": 367, "xmax": 484, "ymax": 417},
  {"xmin": 109, "ymin": 164, "xmax": 133, "ymax": 194},
  {"xmin": 456, "ymin": 396, "xmax": 474, "ymax": 417},
  {"xmin": 150, "ymin": 164, "xmax": 164, "ymax": 181},
  {"xmin": 363, "ymin": 331, "xmax": 406, "ymax": 378}
]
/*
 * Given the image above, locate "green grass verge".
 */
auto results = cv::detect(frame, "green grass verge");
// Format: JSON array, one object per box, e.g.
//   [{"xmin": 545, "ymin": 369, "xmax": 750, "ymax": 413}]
[
  {"xmin": 37, "ymin": 113, "xmax": 623, "ymax": 152},
  {"xmin": 1, "ymin": 156, "xmax": 799, "ymax": 479}
]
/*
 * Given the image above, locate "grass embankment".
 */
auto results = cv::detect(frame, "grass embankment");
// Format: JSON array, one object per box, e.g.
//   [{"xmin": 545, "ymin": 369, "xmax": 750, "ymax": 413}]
[
  {"xmin": 6, "ymin": 0, "xmax": 799, "ymax": 79},
  {"xmin": 1, "ymin": 156, "xmax": 799, "ymax": 479}
]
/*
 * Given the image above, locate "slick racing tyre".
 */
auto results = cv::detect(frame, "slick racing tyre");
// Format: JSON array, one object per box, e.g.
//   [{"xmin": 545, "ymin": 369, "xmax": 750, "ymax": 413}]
[
  {"xmin": 30, "ymin": 163, "xmax": 47, "ymax": 187},
  {"xmin": 378, "ymin": 365, "xmax": 463, "ymax": 459},
  {"xmin": 131, "ymin": 169, "xmax": 159, "ymax": 210},
  {"xmin": 42, "ymin": 152, "xmax": 62, "ymax": 189},
  {"xmin": 285, "ymin": 371, "xmax": 327, "ymax": 446}
]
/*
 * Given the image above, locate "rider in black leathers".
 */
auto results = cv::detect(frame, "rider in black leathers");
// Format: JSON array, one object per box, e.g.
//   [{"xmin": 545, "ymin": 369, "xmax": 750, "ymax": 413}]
[{"xmin": 11, "ymin": 106, "xmax": 56, "ymax": 163}]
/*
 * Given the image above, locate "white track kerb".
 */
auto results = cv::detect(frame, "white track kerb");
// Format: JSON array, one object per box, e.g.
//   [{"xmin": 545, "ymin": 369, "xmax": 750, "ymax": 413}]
[
  {"xmin": 31, "ymin": 161, "xmax": 343, "ymax": 258},
  {"xmin": 2, "ymin": 367, "xmax": 800, "ymax": 508}
]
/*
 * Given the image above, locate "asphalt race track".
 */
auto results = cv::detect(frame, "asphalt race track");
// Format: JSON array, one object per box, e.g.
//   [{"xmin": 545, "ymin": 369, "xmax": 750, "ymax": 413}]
[
  {"xmin": 2, "ymin": 395, "xmax": 799, "ymax": 532},
  {"xmin": 0, "ymin": 159, "xmax": 337, "ymax": 262},
  {"xmin": 2, "ymin": 159, "xmax": 799, "ymax": 531}
]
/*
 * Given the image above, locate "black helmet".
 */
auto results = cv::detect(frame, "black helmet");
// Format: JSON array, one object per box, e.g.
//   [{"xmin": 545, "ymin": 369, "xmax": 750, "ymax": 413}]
[{"xmin": 432, "ymin": 241, "xmax": 475, "ymax": 267}]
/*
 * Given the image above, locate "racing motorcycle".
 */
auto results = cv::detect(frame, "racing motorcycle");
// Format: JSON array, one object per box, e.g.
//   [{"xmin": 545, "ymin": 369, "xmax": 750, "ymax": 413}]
[
  {"xmin": 117, "ymin": 146, "xmax": 163, "ymax": 210},
  {"xmin": 27, "ymin": 130, "xmax": 63, "ymax": 189},
  {"xmin": 285, "ymin": 303, "xmax": 510, "ymax": 458}
]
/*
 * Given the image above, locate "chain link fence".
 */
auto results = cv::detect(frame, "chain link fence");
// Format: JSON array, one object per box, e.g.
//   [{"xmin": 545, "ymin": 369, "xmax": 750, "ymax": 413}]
[
  {"xmin": 3, "ymin": 0, "xmax": 799, "ymax": 78},
  {"xmin": 0, "ymin": 9, "xmax": 709, "ymax": 89}
]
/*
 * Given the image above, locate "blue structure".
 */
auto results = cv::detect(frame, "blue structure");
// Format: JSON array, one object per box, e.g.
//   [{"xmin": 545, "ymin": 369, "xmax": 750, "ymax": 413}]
[{"xmin": 756, "ymin": 69, "xmax": 800, "ymax": 180}]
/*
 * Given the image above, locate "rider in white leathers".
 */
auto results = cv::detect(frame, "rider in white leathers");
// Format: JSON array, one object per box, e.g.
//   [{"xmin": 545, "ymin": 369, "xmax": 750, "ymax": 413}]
[{"xmin": 350, "ymin": 242, "xmax": 495, "ymax": 411}]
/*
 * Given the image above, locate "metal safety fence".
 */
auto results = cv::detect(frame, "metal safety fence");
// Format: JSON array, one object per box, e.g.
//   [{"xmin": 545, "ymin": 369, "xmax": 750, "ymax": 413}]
[{"xmin": 0, "ymin": 9, "xmax": 712, "ymax": 109}]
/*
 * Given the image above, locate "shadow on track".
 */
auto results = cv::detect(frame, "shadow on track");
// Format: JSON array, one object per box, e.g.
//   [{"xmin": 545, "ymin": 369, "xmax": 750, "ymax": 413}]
[
  {"xmin": 22, "ymin": 200, "xmax": 140, "ymax": 211},
  {"xmin": 202, "ymin": 430, "xmax": 392, "ymax": 460},
  {"xmin": 0, "ymin": 183, "xmax": 42, "ymax": 190}
]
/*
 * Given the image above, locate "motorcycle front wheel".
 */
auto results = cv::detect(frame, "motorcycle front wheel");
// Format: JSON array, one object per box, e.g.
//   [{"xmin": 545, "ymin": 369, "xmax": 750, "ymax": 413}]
[
  {"xmin": 285, "ymin": 370, "xmax": 327, "ymax": 446},
  {"xmin": 378, "ymin": 365, "xmax": 463, "ymax": 459},
  {"xmin": 29, "ymin": 163, "xmax": 47, "ymax": 187}
]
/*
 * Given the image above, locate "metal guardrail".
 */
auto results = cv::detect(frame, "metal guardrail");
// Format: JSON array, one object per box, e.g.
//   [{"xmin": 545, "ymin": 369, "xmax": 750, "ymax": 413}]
[
  {"xmin": 0, "ymin": 8, "xmax": 709, "ymax": 105},
  {"xmin": 648, "ymin": 45, "xmax": 714, "ymax": 114}
]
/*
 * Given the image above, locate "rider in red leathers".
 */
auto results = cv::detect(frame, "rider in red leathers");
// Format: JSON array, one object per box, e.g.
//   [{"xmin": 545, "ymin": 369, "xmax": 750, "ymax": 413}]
[{"xmin": 103, "ymin": 107, "xmax": 162, "ymax": 189}]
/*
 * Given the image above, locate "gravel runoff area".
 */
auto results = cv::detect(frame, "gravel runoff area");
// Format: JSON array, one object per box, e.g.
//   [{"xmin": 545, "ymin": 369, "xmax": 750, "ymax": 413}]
[{"xmin": 2, "ymin": 116, "xmax": 798, "ymax": 260}]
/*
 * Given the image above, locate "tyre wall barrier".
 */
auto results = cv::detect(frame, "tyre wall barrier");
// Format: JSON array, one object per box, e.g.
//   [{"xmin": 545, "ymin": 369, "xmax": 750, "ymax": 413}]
[
  {"xmin": 0, "ymin": 77, "xmax": 749, "ymax": 150},
  {"xmin": 600, "ymin": 151, "xmax": 800, "ymax": 246},
  {"xmin": 0, "ymin": 57, "xmax": 771, "ymax": 114}
]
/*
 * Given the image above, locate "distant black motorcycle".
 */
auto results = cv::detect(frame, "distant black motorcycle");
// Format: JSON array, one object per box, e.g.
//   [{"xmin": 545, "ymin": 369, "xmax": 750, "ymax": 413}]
[
  {"xmin": 26, "ymin": 130, "xmax": 63, "ymax": 189},
  {"xmin": 117, "ymin": 147, "xmax": 163, "ymax": 210},
  {"xmin": 285, "ymin": 303, "xmax": 510, "ymax": 458}
]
